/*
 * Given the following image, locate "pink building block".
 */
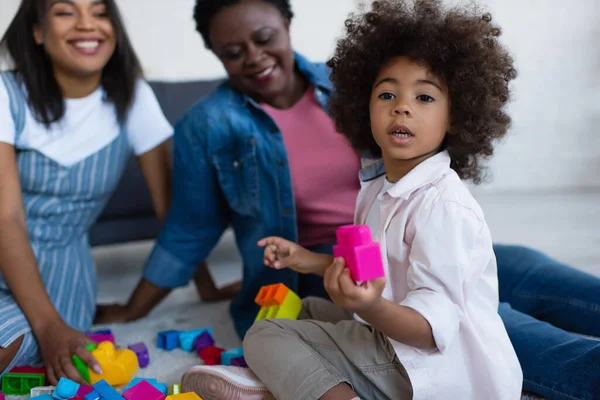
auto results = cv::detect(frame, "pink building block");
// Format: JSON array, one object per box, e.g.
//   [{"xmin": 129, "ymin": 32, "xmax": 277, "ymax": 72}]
[
  {"xmin": 87, "ymin": 332, "xmax": 115, "ymax": 344},
  {"xmin": 333, "ymin": 225, "xmax": 385, "ymax": 282},
  {"xmin": 76, "ymin": 385, "xmax": 94, "ymax": 397},
  {"xmin": 0, "ymin": 393, "xmax": 5, "ymax": 400},
  {"xmin": 122, "ymin": 379, "xmax": 166, "ymax": 400}
]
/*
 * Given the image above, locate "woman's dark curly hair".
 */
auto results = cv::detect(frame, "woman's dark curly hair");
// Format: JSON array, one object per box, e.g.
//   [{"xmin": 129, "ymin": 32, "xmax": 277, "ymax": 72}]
[
  {"xmin": 327, "ymin": 0, "xmax": 517, "ymax": 184},
  {"xmin": 194, "ymin": 0, "xmax": 293, "ymax": 49}
]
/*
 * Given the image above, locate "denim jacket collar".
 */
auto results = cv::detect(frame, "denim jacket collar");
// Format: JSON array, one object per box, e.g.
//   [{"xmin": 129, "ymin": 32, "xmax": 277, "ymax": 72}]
[{"xmin": 227, "ymin": 52, "xmax": 332, "ymax": 107}]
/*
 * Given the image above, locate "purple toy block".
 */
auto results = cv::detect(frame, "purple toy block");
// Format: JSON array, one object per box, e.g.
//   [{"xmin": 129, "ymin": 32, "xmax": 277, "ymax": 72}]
[
  {"xmin": 192, "ymin": 331, "xmax": 215, "ymax": 353},
  {"xmin": 77, "ymin": 385, "xmax": 94, "ymax": 397},
  {"xmin": 122, "ymin": 380, "xmax": 165, "ymax": 400},
  {"xmin": 231, "ymin": 356, "xmax": 248, "ymax": 368},
  {"xmin": 127, "ymin": 342, "xmax": 150, "ymax": 368},
  {"xmin": 333, "ymin": 225, "xmax": 385, "ymax": 282},
  {"xmin": 87, "ymin": 332, "xmax": 115, "ymax": 344}
]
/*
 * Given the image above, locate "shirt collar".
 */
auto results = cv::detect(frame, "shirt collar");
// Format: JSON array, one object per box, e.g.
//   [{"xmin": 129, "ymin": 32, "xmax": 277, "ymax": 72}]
[{"xmin": 360, "ymin": 151, "xmax": 452, "ymax": 200}]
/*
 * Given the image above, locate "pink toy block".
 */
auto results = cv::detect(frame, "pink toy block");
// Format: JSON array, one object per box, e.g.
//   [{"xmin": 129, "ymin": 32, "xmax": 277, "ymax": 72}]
[
  {"xmin": 123, "ymin": 379, "xmax": 166, "ymax": 400},
  {"xmin": 76, "ymin": 385, "xmax": 94, "ymax": 397},
  {"xmin": 0, "ymin": 394, "xmax": 5, "ymax": 400},
  {"xmin": 333, "ymin": 225, "xmax": 385, "ymax": 282},
  {"xmin": 87, "ymin": 332, "xmax": 115, "ymax": 344}
]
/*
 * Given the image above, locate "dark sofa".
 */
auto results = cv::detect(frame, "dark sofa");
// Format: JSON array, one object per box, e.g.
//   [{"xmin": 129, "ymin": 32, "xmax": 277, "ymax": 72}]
[{"xmin": 88, "ymin": 79, "xmax": 223, "ymax": 247}]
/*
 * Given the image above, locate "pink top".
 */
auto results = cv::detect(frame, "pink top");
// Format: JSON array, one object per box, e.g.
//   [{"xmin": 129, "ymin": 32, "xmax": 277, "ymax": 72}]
[{"xmin": 262, "ymin": 87, "xmax": 360, "ymax": 247}]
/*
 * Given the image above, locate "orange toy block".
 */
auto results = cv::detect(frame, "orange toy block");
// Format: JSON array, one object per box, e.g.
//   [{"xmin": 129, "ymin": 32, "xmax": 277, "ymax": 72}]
[
  {"xmin": 165, "ymin": 393, "xmax": 203, "ymax": 400},
  {"xmin": 254, "ymin": 283, "xmax": 289, "ymax": 307},
  {"xmin": 88, "ymin": 341, "xmax": 139, "ymax": 386}
]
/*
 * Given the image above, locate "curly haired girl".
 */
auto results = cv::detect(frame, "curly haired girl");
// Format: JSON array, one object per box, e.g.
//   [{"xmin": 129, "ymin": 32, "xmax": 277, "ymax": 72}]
[{"xmin": 181, "ymin": 1, "xmax": 523, "ymax": 399}]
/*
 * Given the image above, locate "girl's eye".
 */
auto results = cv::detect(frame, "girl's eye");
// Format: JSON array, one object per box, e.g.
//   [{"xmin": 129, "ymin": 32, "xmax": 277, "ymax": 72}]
[
  {"xmin": 417, "ymin": 94, "xmax": 434, "ymax": 102},
  {"xmin": 378, "ymin": 92, "xmax": 395, "ymax": 100}
]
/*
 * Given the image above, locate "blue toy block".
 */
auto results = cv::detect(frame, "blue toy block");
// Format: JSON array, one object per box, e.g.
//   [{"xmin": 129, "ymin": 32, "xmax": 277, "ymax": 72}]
[
  {"xmin": 89, "ymin": 329, "xmax": 112, "ymax": 335},
  {"xmin": 178, "ymin": 327, "xmax": 213, "ymax": 352},
  {"xmin": 93, "ymin": 379, "xmax": 124, "ymax": 400},
  {"xmin": 221, "ymin": 348, "xmax": 244, "ymax": 366},
  {"xmin": 53, "ymin": 377, "xmax": 80, "ymax": 399},
  {"xmin": 122, "ymin": 377, "xmax": 168, "ymax": 395},
  {"xmin": 84, "ymin": 390, "xmax": 101, "ymax": 400},
  {"xmin": 157, "ymin": 330, "xmax": 180, "ymax": 351},
  {"xmin": 30, "ymin": 396, "xmax": 53, "ymax": 400}
]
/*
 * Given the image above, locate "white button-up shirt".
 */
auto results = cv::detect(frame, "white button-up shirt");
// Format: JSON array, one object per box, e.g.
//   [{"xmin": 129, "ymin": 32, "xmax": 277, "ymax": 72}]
[{"xmin": 355, "ymin": 151, "xmax": 523, "ymax": 400}]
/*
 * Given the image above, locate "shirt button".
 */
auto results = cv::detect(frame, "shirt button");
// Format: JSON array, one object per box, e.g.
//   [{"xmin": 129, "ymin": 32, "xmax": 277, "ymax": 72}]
[
  {"xmin": 233, "ymin": 161, "xmax": 239, "ymax": 168},
  {"xmin": 283, "ymin": 208, "xmax": 291, "ymax": 215}
]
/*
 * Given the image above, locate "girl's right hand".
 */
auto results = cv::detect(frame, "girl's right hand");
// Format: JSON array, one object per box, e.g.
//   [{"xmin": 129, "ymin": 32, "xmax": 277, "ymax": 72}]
[
  {"xmin": 258, "ymin": 237, "xmax": 332, "ymax": 276},
  {"xmin": 36, "ymin": 319, "xmax": 101, "ymax": 385}
]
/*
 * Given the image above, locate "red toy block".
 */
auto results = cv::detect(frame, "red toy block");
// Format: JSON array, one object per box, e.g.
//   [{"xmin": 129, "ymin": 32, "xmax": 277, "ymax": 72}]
[
  {"xmin": 254, "ymin": 283, "xmax": 289, "ymax": 307},
  {"xmin": 199, "ymin": 346, "xmax": 225, "ymax": 365},
  {"xmin": 123, "ymin": 379, "xmax": 165, "ymax": 400},
  {"xmin": 333, "ymin": 225, "xmax": 385, "ymax": 282}
]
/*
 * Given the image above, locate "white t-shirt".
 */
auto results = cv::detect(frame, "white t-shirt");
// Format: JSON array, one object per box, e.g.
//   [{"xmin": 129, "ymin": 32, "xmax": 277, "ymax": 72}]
[{"xmin": 0, "ymin": 78, "xmax": 173, "ymax": 166}]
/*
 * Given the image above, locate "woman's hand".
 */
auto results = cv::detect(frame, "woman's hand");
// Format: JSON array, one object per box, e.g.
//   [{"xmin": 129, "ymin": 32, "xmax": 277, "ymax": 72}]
[
  {"xmin": 258, "ymin": 237, "xmax": 333, "ymax": 276},
  {"xmin": 36, "ymin": 320, "xmax": 101, "ymax": 385}
]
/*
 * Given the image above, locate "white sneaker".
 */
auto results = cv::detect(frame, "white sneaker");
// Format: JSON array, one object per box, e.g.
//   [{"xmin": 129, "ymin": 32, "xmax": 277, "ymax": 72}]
[{"xmin": 181, "ymin": 365, "xmax": 275, "ymax": 400}]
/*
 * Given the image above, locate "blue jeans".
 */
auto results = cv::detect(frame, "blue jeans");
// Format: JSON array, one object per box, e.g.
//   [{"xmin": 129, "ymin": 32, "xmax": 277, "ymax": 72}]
[
  {"xmin": 297, "ymin": 244, "xmax": 600, "ymax": 400},
  {"xmin": 495, "ymin": 244, "xmax": 600, "ymax": 400}
]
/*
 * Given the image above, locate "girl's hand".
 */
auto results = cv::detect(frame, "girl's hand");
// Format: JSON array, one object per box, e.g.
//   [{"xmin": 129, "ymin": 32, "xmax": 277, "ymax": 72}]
[
  {"xmin": 94, "ymin": 304, "xmax": 132, "ymax": 324},
  {"xmin": 324, "ymin": 257, "xmax": 387, "ymax": 313},
  {"xmin": 258, "ymin": 237, "xmax": 332, "ymax": 276},
  {"xmin": 37, "ymin": 320, "xmax": 101, "ymax": 385}
]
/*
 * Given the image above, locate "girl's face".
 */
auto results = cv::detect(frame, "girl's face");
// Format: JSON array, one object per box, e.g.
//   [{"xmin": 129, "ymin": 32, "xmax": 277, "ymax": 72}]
[
  {"xmin": 369, "ymin": 56, "xmax": 451, "ymax": 180},
  {"xmin": 209, "ymin": 0, "xmax": 296, "ymax": 104},
  {"xmin": 34, "ymin": 0, "xmax": 116, "ymax": 78}
]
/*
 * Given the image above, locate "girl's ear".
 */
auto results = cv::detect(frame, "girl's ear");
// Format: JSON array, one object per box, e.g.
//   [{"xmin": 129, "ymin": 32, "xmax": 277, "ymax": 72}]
[{"xmin": 33, "ymin": 24, "xmax": 43, "ymax": 45}]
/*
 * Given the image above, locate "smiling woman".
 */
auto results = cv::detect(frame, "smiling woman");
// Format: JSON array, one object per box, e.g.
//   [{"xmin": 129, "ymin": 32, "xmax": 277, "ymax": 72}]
[{"xmin": 0, "ymin": 0, "xmax": 173, "ymax": 385}]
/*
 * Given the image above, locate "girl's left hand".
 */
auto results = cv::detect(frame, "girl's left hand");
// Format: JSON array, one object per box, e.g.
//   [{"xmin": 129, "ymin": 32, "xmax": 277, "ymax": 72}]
[{"xmin": 324, "ymin": 257, "xmax": 387, "ymax": 313}]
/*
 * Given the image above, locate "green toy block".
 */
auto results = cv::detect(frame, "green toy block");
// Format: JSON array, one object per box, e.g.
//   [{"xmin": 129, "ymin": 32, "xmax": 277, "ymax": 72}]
[
  {"xmin": 255, "ymin": 286, "xmax": 302, "ymax": 321},
  {"xmin": 1, "ymin": 372, "xmax": 45, "ymax": 395},
  {"xmin": 71, "ymin": 342, "xmax": 98, "ymax": 383}
]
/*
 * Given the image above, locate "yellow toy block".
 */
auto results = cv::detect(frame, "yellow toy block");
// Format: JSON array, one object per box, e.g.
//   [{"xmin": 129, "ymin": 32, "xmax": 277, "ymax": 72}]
[
  {"xmin": 166, "ymin": 393, "xmax": 203, "ymax": 400},
  {"xmin": 255, "ymin": 283, "xmax": 302, "ymax": 321},
  {"xmin": 88, "ymin": 341, "xmax": 139, "ymax": 386}
]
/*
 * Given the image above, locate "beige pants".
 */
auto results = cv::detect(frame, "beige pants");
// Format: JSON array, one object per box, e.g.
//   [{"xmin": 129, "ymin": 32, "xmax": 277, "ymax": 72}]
[{"xmin": 243, "ymin": 297, "xmax": 413, "ymax": 400}]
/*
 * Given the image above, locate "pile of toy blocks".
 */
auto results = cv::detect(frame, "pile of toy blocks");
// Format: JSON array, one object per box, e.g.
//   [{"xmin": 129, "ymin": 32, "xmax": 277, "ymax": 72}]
[{"xmin": 156, "ymin": 327, "xmax": 247, "ymax": 368}]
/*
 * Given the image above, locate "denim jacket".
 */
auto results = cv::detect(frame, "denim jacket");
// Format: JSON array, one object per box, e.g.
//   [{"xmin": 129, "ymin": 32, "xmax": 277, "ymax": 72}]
[{"xmin": 143, "ymin": 53, "xmax": 335, "ymax": 335}]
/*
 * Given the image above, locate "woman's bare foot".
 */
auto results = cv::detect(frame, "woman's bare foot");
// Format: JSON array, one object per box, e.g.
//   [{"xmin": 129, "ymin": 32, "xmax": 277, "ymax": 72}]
[{"xmin": 194, "ymin": 262, "xmax": 242, "ymax": 302}]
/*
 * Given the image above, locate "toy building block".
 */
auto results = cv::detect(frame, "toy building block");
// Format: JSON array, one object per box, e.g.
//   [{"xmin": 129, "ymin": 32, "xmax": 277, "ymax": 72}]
[
  {"xmin": 254, "ymin": 283, "xmax": 302, "ymax": 321},
  {"xmin": 171, "ymin": 384, "xmax": 182, "ymax": 394},
  {"xmin": 333, "ymin": 224, "xmax": 385, "ymax": 282},
  {"xmin": 192, "ymin": 331, "xmax": 214, "ymax": 353},
  {"xmin": 72, "ymin": 342, "xmax": 98, "ymax": 383},
  {"xmin": 0, "ymin": 394, "xmax": 5, "ymax": 400},
  {"xmin": 84, "ymin": 390, "xmax": 102, "ymax": 400},
  {"xmin": 92, "ymin": 379, "xmax": 124, "ymax": 400},
  {"xmin": 165, "ymin": 393, "xmax": 202, "ymax": 400},
  {"xmin": 77, "ymin": 385, "xmax": 95, "ymax": 397},
  {"xmin": 157, "ymin": 330, "xmax": 180, "ymax": 351},
  {"xmin": 221, "ymin": 348, "xmax": 244, "ymax": 366},
  {"xmin": 52, "ymin": 377, "xmax": 80, "ymax": 399},
  {"xmin": 230, "ymin": 356, "xmax": 248, "ymax": 368},
  {"xmin": 30, "ymin": 386, "xmax": 55, "ymax": 396},
  {"xmin": 122, "ymin": 378, "xmax": 168, "ymax": 395},
  {"xmin": 87, "ymin": 342, "xmax": 139, "ymax": 386},
  {"xmin": 1, "ymin": 372, "xmax": 45, "ymax": 395},
  {"xmin": 122, "ymin": 379, "xmax": 165, "ymax": 400},
  {"xmin": 179, "ymin": 328, "xmax": 213, "ymax": 352},
  {"xmin": 127, "ymin": 342, "xmax": 149, "ymax": 368},
  {"xmin": 29, "ymin": 395, "xmax": 52, "ymax": 400},
  {"xmin": 199, "ymin": 346, "xmax": 225, "ymax": 365},
  {"xmin": 87, "ymin": 329, "xmax": 115, "ymax": 344}
]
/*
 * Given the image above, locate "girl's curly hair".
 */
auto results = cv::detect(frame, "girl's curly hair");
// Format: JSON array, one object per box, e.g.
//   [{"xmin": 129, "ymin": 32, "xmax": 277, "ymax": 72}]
[{"xmin": 327, "ymin": 0, "xmax": 517, "ymax": 183}]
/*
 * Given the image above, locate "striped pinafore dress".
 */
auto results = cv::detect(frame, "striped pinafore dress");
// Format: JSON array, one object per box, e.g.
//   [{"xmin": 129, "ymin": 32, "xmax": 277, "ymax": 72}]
[{"xmin": 0, "ymin": 73, "xmax": 131, "ymax": 372}]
